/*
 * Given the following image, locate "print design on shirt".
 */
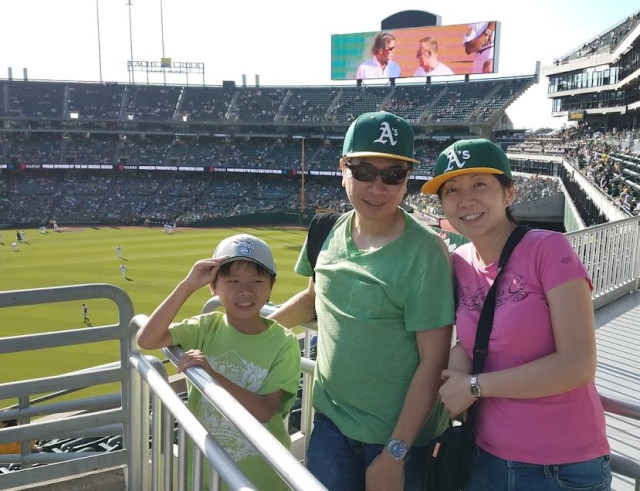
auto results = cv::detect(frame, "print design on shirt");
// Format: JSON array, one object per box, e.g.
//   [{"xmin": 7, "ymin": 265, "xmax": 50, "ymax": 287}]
[
  {"xmin": 198, "ymin": 350, "xmax": 269, "ymax": 461},
  {"xmin": 458, "ymin": 275, "xmax": 529, "ymax": 311}
]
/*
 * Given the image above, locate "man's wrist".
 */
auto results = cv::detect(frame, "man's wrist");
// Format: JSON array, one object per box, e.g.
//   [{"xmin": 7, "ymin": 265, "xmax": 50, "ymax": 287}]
[{"xmin": 385, "ymin": 439, "xmax": 411, "ymax": 462}]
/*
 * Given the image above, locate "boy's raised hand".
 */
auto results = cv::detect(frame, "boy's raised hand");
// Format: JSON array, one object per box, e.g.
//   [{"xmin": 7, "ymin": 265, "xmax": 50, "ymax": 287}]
[{"xmin": 183, "ymin": 257, "xmax": 230, "ymax": 291}]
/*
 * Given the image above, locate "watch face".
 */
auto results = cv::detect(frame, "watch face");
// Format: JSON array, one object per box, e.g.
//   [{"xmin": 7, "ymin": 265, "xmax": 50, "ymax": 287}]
[
  {"xmin": 388, "ymin": 440, "xmax": 408, "ymax": 459},
  {"xmin": 470, "ymin": 375, "xmax": 481, "ymax": 397}
]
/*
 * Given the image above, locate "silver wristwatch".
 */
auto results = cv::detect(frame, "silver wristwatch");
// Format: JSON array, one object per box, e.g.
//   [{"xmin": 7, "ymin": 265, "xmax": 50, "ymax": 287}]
[
  {"xmin": 470, "ymin": 374, "xmax": 482, "ymax": 398},
  {"xmin": 386, "ymin": 439, "xmax": 411, "ymax": 462}
]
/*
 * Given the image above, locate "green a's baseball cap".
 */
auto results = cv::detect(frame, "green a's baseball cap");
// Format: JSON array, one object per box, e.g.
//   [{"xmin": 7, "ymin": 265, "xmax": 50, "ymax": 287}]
[
  {"xmin": 342, "ymin": 111, "xmax": 420, "ymax": 164},
  {"xmin": 421, "ymin": 138, "xmax": 512, "ymax": 194}
]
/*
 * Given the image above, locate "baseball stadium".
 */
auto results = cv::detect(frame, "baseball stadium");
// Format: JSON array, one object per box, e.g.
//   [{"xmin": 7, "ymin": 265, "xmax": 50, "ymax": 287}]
[{"xmin": 1, "ymin": 6, "xmax": 640, "ymax": 491}]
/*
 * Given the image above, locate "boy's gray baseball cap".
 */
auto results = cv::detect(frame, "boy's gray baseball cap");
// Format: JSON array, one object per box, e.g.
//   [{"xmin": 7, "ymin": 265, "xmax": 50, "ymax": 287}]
[
  {"xmin": 213, "ymin": 234, "xmax": 276, "ymax": 275},
  {"xmin": 342, "ymin": 111, "xmax": 420, "ymax": 164}
]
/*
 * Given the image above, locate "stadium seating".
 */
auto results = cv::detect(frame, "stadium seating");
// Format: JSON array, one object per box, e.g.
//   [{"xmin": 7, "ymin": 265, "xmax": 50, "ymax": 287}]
[
  {"xmin": 67, "ymin": 82, "xmax": 126, "ymax": 120},
  {"xmin": 1, "ymin": 75, "xmax": 637, "ymax": 229},
  {"xmin": 556, "ymin": 12, "xmax": 640, "ymax": 64}
]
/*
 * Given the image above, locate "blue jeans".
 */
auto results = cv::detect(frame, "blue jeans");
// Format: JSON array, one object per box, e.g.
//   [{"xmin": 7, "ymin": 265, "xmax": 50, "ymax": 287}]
[
  {"xmin": 306, "ymin": 413, "xmax": 428, "ymax": 491},
  {"xmin": 465, "ymin": 446, "xmax": 611, "ymax": 491}
]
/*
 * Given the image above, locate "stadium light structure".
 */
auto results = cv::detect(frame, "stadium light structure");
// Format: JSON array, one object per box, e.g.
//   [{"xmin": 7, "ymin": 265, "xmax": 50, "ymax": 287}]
[
  {"xmin": 293, "ymin": 136, "xmax": 306, "ymax": 214},
  {"xmin": 95, "ymin": 0, "xmax": 103, "ymax": 83},
  {"xmin": 127, "ymin": 0, "xmax": 135, "ymax": 84},
  {"xmin": 159, "ymin": 0, "xmax": 166, "ymax": 85}
]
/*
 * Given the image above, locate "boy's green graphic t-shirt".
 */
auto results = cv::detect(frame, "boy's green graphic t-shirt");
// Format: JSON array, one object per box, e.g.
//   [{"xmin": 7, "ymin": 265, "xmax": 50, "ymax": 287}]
[{"xmin": 170, "ymin": 311, "xmax": 301, "ymax": 491}]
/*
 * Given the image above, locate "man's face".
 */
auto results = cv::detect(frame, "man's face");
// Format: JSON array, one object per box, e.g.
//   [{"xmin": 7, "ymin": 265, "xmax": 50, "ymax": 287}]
[
  {"xmin": 341, "ymin": 156, "xmax": 410, "ymax": 223},
  {"xmin": 417, "ymin": 44, "xmax": 434, "ymax": 69},
  {"xmin": 377, "ymin": 40, "xmax": 395, "ymax": 65}
]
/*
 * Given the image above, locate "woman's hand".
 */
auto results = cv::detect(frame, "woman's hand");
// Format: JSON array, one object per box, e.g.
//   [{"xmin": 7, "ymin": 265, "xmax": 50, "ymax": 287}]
[{"xmin": 439, "ymin": 369, "xmax": 477, "ymax": 419}]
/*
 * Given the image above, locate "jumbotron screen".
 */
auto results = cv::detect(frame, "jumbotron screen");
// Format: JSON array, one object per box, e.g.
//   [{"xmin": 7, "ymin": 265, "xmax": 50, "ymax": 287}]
[{"xmin": 331, "ymin": 21, "xmax": 500, "ymax": 81}]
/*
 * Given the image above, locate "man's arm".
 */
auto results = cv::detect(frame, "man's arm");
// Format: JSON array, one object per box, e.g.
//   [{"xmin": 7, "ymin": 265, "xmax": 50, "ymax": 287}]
[
  {"xmin": 448, "ymin": 341, "xmax": 471, "ymax": 374},
  {"xmin": 365, "ymin": 325, "xmax": 453, "ymax": 491},
  {"xmin": 268, "ymin": 277, "xmax": 316, "ymax": 328}
]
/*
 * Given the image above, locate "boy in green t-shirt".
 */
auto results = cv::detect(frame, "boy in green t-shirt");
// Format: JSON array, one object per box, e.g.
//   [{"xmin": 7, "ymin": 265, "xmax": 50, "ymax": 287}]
[{"xmin": 137, "ymin": 233, "xmax": 301, "ymax": 491}]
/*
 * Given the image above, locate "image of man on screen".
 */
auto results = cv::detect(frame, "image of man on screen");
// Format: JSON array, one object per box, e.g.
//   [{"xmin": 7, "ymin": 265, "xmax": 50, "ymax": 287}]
[
  {"xmin": 462, "ymin": 21, "xmax": 496, "ymax": 73},
  {"xmin": 414, "ymin": 37, "xmax": 454, "ymax": 77},
  {"xmin": 355, "ymin": 32, "xmax": 401, "ymax": 80}
]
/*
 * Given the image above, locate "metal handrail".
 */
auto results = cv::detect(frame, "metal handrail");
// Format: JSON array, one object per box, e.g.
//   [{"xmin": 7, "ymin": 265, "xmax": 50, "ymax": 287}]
[
  {"xmin": 0, "ymin": 283, "xmax": 134, "ymax": 489},
  {"xmin": 128, "ymin": 351, "xmax": 255, "ymax": 491}
]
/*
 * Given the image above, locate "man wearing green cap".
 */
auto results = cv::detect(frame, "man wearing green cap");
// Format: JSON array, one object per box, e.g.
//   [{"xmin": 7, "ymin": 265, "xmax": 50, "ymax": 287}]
[{"xmin": 271, "ymin": 111, "xmax": 455, "ymax": 490}]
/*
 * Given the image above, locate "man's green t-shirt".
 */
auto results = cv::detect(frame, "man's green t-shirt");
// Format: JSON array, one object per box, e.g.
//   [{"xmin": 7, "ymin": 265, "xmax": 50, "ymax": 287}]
[{"xmin": 296, "ymin": 209, "xmax": 455, "ymax": 446}]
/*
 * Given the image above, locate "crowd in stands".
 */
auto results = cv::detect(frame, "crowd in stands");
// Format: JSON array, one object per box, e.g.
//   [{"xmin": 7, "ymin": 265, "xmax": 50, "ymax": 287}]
[
  {"xmin": 0, "ymin": 167, "xmax": 567, "ymax": 228},
  {"xmin": 0, "ymin": 76, "xmax": 534, "ymax": 126},
  {"xmin": 2, "ymin": 124, "xmax": 639, "ymax": 228},
  {"xmin": 0, "ymin": 132, "xmax": 451, "ymax": 173},
  {"xmin": 0, "ymin": 171, "xmax": 350, "ymax": 227},
  {"xmin": 1, "ymin": 124, "xmax": 638, "ymax": 229},
  {"xmin": 508, "ymin": 126, "xmax": 640, "ymax": 216},
  {"xmin": 406, "ymin": 174, "xmax": 563, "ymax": 218},
  {"xmin": 1, "ymin": 77, "xmax": 638, "ymax": 227},
  {"xmin": 555, "ymin": 11, "xmax": 640, "ymax": 64}
]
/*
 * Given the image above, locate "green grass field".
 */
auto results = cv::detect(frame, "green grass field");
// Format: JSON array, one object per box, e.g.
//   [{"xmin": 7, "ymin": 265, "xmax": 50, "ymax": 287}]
[{"xmin": 0, "ymin": 225, "xmax": 309, "ymax": 407}]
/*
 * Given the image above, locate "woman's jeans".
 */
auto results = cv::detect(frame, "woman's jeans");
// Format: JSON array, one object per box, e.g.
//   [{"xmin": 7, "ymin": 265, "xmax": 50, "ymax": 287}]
[
  {"xmin": 464, "ymin": 446, "xmax": 611, "ymax": 491},
  {"xmin": 306, "ymin": 413, "xmax": 429, "ymax": 491}
]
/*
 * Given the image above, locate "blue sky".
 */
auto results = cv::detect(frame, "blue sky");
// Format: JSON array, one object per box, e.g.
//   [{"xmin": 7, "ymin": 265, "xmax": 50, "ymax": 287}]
[{"xmin": 1, "ymin": 0, "xmax": 638, "ymax": 130}]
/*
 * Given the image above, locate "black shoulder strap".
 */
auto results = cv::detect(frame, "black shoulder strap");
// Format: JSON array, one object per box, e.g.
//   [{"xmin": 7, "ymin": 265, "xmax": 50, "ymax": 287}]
[
  {"xmin": 472, "ymin": 225, "xmax": 529, "ymax": 374},
  {"xmin": 307, "ymin": 212, "xmax": 343, "ymax": 281}
]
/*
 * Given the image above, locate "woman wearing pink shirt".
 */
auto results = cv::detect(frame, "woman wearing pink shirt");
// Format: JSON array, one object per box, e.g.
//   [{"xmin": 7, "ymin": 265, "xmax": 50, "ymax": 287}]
[{"xmin": 422, "ymin": 138, "xmax": 611, "ymax": 491}]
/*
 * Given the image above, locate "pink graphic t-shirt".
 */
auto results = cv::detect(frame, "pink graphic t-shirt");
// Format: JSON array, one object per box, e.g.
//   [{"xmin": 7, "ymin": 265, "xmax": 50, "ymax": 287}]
[{"xmin": 452, "ymin": 229, "xmax": 610, "ymax": 464}]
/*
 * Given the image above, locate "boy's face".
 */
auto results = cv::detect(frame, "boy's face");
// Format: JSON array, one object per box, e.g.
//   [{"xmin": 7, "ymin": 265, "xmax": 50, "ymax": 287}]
[{"xmin": 212, "ymin": 261, "xmax": 272, "ymax": 324}]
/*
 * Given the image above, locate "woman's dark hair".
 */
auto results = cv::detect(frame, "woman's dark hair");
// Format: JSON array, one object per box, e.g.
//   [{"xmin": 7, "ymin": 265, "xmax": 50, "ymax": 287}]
[{"xmin": 213, "ymin": 260, "xmax": 276, "ymax": 288}]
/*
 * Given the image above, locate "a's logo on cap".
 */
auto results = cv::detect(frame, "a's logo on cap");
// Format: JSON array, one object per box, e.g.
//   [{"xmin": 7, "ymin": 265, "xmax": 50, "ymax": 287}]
[
  {"xmin": 444, "ymin": 148, "xmax": 471, "ymax": 173},
  {"xmin": 234, "ymin": 238, "xmax": 254, "ymax": 257},
  {"xmin": 373, "ymin": 122, "xmax": 398, "ymax": 146}
]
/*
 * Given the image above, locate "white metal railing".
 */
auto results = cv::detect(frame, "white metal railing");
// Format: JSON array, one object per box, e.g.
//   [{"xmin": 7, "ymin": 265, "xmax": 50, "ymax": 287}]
[
  {"xmin": 566, "ymin": 215, "xmax": 640, "ymax": 309},
  {"xmin": 128, "ymin": 351, "xmax": 255, "ymax": 491},
  {"xmin": 0, "ymin": 284, "xmax": 134, "ymax": 489}
]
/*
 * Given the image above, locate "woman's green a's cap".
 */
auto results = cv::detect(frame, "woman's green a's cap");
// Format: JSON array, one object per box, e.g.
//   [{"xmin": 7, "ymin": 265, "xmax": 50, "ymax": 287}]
[{"xmin": 421, "ymin": 138, "xmax": 512, "ymax": 194}]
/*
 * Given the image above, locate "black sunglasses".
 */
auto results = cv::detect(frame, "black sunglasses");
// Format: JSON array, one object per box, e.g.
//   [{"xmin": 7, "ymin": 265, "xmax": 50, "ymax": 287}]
[{"xmin": 345, "ymin": 162, "xmax": 410, "ymax": 185}]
